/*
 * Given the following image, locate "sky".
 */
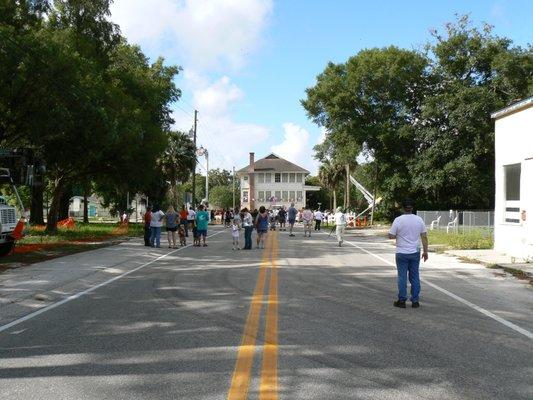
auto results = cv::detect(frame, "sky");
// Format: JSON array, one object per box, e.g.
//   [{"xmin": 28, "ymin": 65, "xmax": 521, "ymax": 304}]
[{"xmin": 110, "ymin": 0, "xmax": 532, "ymax": 175}]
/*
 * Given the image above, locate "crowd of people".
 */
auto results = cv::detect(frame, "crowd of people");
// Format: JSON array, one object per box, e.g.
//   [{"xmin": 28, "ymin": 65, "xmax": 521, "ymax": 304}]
[{"xmin": 142, "ymin": 202, "xmax": 349, "ymax": 250}]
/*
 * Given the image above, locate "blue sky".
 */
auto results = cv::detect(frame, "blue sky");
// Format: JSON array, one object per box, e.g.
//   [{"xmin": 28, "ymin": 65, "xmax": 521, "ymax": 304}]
[{"xmin": 111, "ymin": 0, "xmax": 532, "ymax": 174}]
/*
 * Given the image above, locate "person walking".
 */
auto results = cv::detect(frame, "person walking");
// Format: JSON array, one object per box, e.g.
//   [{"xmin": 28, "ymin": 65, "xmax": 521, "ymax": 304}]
[
  {"xmin": 143, "ymin": 206, "xmax": 152, "ymax": 246},
  {"xmin": 334, "ymin": 207, "xmax": 346, "ymax": 247},
  {"xmin": 278, "ymin": 206, "xmax": 287, "ymax": 231},
  {"xmin": 288, "ymin": 203, "xmax": 297, "ymax": 237},
  {"xmin": 388, "ymin": 199, "xmax": 428, "ymax": 309},
  {"xmin": 314, "ymin": 209, "xmax": 323, "ymax": 231},
  {"xmin": 224, "ymin": 209, "xmax": 232, "ymax": 228},
  {"xmin": 150, "ymin": 204, "xmax": 165, "ymax": 248},
  {"xmin": 179, "ymin": 205, "xmax": 189, "ymax": 237},
  {"xmin": 242, "ymin": 208, "xmax": 253, "ymax": 250},
  {"xmin": 165, "ymin": 206, "xmax": 179, "ymax": 248},
  {"xmin": 302, "ymin": 207, "xmax": 314, "ymax": 237},
  {"xmin": 255, "ymin": 206, "xmax": 269, "ymax": 249},
  {"xmin": 195, "ymin": 204, "xmax": 210, "ymax": 247}
]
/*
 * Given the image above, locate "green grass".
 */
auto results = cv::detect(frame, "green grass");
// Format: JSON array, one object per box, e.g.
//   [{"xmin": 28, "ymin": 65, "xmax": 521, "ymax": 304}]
[
  {"xmin": 428, "ymin": 229, "xmax": 494, "ymax": 250},
  {"xmin": 19, "ymin": 222, "xmax": 143, "ymax": 244}
]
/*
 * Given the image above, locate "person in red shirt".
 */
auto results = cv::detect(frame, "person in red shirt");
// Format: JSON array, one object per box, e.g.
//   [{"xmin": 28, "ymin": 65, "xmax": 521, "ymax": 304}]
[
  {"xmin": 143, "ymin": 206, "xmax": 152, "ymax": 246},
  {"xmin": 179, "ymin": 205, "xmax": 189, "ymax": 237}
]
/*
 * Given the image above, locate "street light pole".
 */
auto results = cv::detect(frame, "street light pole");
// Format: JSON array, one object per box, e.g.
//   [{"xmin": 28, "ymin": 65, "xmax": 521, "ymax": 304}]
[
  {"xmin": 191, "ymin": 110, "xmax": 198, "ymax": 207},
  {"xmin": 232, "ymin": 166, "xmax": 236, "ymax": 210}
]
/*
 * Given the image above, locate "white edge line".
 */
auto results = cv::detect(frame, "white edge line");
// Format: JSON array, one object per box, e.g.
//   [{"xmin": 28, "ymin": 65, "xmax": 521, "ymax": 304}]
[
  {"xmin": 0, "ymin": 230, "xmax": 225, "ymax": 334},
  {"xmin": 323, "ymin": 232, "xmax": 533, "ymax": 340}
]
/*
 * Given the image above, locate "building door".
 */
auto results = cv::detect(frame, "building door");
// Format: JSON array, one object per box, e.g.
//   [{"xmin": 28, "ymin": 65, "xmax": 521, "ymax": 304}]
[{"xmin": 526, "ymin": 159, "xmax": 533, "ymax": 245}]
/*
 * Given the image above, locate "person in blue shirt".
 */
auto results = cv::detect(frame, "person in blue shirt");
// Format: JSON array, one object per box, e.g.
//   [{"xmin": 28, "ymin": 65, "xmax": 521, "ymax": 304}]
[
  {"xmin": 287, "ymin": 203, "xmax": 298, "ymax": 237},
  {"xmin": 195, "ymin": 204, "xmax": 210, "ymax": 247},
  {"xmin": 255, "ymin": 206, "xmax": 269, "ymax": 249}
]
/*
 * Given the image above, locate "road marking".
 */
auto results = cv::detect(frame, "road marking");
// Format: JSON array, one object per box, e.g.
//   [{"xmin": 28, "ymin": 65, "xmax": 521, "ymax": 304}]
[
  {"xmin": 227, "ymin": 234, "xmax": 272, "ymax": 400},
  {"xmin": 331, "ymin": 234, "xmax": 533, "ymax": 340},
  {"xmin": 260, "ymin": 231, "xmax": 279, "ymax": 400},
  {"xmin": 0, "ymin": 230, "xmax": 225, "ymax": 334}
]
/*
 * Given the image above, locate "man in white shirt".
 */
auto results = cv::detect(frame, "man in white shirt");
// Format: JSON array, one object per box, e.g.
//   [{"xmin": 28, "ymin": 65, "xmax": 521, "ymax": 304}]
[
  {"xmin": 187, "ymin": 206, "xmax": 196, "ymax": 223},
  {"xmin": 388, "ymin": 199, "xmax": 429, "ymax": 309},
  {"xmin": 334, "ymin": 207, "xmax": 346, "ymax": 246},
  {"xmin": 314, "ymin": 210, "xmax": 323, "ymax": 231}
]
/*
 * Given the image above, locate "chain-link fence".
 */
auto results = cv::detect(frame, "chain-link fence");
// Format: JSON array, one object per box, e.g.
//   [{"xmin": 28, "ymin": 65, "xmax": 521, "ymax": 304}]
[{"xmin": 417, "ymin": 210, "xmax": 494, "ymax": 233}]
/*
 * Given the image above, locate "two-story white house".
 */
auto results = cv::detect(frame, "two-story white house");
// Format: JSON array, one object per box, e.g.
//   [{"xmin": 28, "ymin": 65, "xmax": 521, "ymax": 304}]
[{"xmin": 237, "ymin": 153, "xmax": 319, "ymax": 210}]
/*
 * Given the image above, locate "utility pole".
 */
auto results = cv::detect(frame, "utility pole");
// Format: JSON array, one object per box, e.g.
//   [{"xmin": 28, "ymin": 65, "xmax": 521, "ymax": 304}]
[
  {"xmin": 345, "ymin": 163, "xmax": 350, "ymax": 210},
  {"xmin": 232, "ymin": 166, "xmax": 236, "ymax": 209},
  {"xmin": 191, "ymin": 110, "xmax": 198, "ymax": 207}
]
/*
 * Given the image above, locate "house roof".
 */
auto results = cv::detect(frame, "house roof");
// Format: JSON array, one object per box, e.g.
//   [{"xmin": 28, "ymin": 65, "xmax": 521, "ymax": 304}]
[
  {"xmin": 237, "ymin": 153, "xmax": 310, "ymax": 174},
  {"xmin": 491, "ymin": 96, "xmax": 533, "ymax": 120}
]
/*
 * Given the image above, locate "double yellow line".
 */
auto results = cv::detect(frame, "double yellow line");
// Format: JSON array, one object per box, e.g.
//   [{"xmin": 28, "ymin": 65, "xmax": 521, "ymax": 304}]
[{"xmin": 227, "ymin": 231, "xmax": 279, "ymax": 400}]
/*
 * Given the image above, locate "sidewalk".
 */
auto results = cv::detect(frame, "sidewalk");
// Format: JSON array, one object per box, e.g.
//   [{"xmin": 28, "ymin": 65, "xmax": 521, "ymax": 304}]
[{"xmin": 445, "ymin": 249, "xmax": 533, "ymax": 281}]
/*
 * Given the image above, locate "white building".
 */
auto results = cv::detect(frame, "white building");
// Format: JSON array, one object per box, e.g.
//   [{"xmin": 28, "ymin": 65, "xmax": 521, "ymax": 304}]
[
  {"xmin": 491, "ymin": 97, "xmax": 533, "ymax": 260},
  {"xmin": 237, "ymin": 153, "xmax": 319, "ymax": 210}
]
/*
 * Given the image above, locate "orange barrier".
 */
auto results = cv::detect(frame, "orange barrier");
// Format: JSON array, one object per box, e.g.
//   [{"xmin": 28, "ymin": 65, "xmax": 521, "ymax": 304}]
[
  {"xmin": 57, "ymin": 217, "xmax": 76, "ymax": 229},
  {"xmin": 12, "ymin": 219, "xmax": 25, "ymax": 240}
]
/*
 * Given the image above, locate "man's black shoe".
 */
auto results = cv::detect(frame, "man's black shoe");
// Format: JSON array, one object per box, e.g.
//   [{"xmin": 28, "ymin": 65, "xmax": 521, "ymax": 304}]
[
  {"xmin": 412, "ymin": 302, "xmax": 420, "ymax": 308},
  {"xmin": 393, "ymin": 300, "xmax": 406, "ymax": 308}
]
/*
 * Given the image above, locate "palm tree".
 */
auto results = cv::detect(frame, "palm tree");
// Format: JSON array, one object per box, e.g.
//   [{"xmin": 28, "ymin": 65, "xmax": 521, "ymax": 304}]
[
  {"xmin": 318, "ymin": 161, "xmax": 344, "ymax": 210},
  {"xmin": 158, "ymin": 131, "xmax": 196, "ymax": 205}
]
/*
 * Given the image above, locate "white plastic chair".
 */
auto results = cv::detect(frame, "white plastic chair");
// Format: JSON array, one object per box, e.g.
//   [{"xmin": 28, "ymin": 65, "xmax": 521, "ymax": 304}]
[
  {"xmin": 430, "ymin": 215, "xmax": 441, "ymax": 230},
  {"xmin": 447, "ymin": 215, "xmax": 458, "ymax": 233}
]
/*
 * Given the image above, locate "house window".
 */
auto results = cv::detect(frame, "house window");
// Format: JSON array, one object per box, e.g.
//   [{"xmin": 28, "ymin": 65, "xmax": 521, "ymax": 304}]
[
  {"xmin": 242, "ymin": 191, "xmax": 249, "ymax": 202},
  {"xmin": 282, "ymin": 173, "xmax": 288, "ymax": 183},
  {"xmin": 258, "ymin": 191, "xmax": 265, "ymax": 201},
  {"xmin": 266, "ymin": 191, "xmax": 272, "ymax": 201},
  {"xmin": 275, "ymin": 191, "xmax": 281, "ymax": 202},
  {"xmin": 243, "ymin": 176, "xmax": 248, "ymax": 181},
  {"xmin": 504, "ymin": 164, "xmax": 520, "ymax": 201},
  {"xmin": 275, "ymin": 173, "xmax": 281, "ymax": 182},
  {"xmin": 296, "ymin": 173, "xmax": 303, "ymax": 183},
  {"xmin": 258, "ymin": 173, "xmax": 264, "ymax": 183},
  {"xmin": 504, "ymin": 164, "xmax": 521, "ymax": 223},
  {"xmin": 289, "ymin": 191, "xmax": 295, "ymax": 201},
  {"xmin": 297, "ymin": 191, "xmax": 303, "ymax": 201},
  {"xmin": 289, "ymin": 173, "xmax": 295, "ymax": 183},
  {"xmin": 265, "ymin": 173, "xmax": 271, "ymax": 183},
  {"xmin": 282, "ymin": 191, "xmax": 288, "ymax": 201}
]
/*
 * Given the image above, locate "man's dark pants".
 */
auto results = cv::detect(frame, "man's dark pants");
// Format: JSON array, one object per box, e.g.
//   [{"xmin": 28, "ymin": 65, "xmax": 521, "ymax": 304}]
[
  {"xmin": 395, "ymin": 252, "xmax": 421, "ymax": 302},
  {"xmin": 144, "ymin": 223, "xmax": 151, "ymax": 246},
  {"xmin": 244, "ymin": 226, "xmax": 253, "ymax": 249},
  {"xmin": 315, "ymin": 220, "xmax": 321, "ymax": 231}
]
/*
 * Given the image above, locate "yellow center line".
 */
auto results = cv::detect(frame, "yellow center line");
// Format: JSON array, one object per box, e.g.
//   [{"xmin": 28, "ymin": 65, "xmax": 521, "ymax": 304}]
[
  {"xmin": 227, "ymin": 233, "xmax": 273, "ymax": 400},
  {"xmin": 260, "ymin": 230, "xmax": 279, "ymax": 400}
]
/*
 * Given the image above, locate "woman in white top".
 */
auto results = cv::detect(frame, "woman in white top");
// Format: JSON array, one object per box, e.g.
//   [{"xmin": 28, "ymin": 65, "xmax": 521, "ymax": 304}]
[
  {"xmin": 150, "ymin": 205, "xmax": 165, "ymax": 248},
  {"xmin": 242, "ymin": 208, "xmax": 254, "ymax": 250},
  {"xmin": 334, "ymin": 206, "xmax": 347, "ymax": 247}
]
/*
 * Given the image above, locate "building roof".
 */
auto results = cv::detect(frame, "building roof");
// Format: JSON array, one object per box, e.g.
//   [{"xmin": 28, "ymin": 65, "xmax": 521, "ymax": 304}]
[
  {"xmin": 237, "ymin": 153, "xmax": 310, "ymax": 174},
  {"xmin": 491, "ymin": 96, "xmax": 533, "ymax": 120}
]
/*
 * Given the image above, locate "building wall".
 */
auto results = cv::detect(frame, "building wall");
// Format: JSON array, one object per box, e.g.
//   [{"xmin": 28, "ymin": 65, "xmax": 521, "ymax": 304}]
[
  {"xmin": 239, "ymin": 173, "xmax": 308, "ymax": 210},
  {"xmin": 494, "ymin": 105, "xmax": 533, "ymax": 260}
]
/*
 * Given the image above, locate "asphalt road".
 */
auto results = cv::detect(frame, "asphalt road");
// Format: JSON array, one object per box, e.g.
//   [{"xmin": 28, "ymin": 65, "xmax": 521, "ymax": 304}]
[{"xmin": 1, "ymin": 225, "xmax": 532, "ymax": 399}]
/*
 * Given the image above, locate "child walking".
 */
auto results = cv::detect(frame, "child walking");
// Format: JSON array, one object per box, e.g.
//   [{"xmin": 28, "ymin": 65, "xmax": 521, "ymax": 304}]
[
  {"xmin": 231, "ymin": 221, "xmax": 240, "ymax": 250},
  {"xmin": 178, "ymin": 224, "xmax": 186, "ymax": 246}
]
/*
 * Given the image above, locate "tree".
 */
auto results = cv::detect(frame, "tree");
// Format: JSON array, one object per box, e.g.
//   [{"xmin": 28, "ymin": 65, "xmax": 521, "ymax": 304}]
[
  {"xmin": 318, "ymin": 161, "xmax": 344, "ymax": 210},
  {"xmin": 209, "ymin": 185, "xmax": 234, "ymax": 209},
  {"xmin": 158, "ymin": 131, "xmax": 196, "ymax": 206},
  {"xmin": 303, "ymin": 46, "xmax": 430, "ymax": 214},
  {"xmin": 410, "ymin": 16, "xmax": 533, "ymax": 210}
]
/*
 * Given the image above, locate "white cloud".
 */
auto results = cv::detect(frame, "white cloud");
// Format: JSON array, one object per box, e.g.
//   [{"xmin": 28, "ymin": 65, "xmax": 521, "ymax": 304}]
[
  {"xmin": 271, "ymin": 122, "xmax": 313, "ymax": 172},
  {"xmin": 111, "ymin": 0, "xmax": 273, "ymax": 71},
  {"xmin": 173, "ymin": 75, "xmax": 270, "ymax": 171},
  {"xmin": 111, "ymin": 0, "xmax": 274, "ymax": 172}
]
